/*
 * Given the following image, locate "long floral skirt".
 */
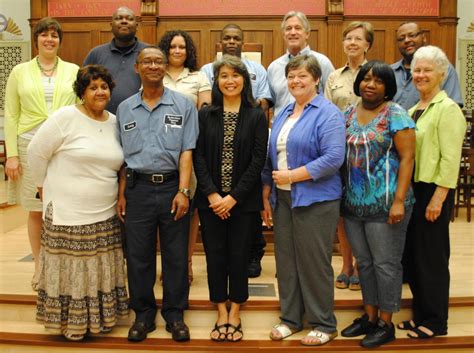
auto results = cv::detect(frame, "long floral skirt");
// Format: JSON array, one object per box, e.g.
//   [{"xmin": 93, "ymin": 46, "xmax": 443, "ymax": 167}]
[{"xmin": 36, "ymin": 204, "xmax": 129, "ymax": 336}]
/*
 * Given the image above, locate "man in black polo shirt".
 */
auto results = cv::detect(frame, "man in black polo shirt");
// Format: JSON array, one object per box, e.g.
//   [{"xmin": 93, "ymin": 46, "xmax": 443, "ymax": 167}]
[{"xmin": 83, "ymin": 6, "xmax": 147, "ymax": 114}]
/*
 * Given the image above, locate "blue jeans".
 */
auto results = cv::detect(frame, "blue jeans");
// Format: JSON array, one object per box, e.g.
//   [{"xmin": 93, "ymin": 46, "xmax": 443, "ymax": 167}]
[{"xmin": 344, "ymin": 208, "xmax": 412, "ymax": 313}]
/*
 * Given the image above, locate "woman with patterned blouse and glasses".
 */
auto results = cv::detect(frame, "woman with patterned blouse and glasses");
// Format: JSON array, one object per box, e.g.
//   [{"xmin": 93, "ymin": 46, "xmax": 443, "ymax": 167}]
[{"xmin": 193, "ymin": 55, "xmax": 268, "ymax": 342}]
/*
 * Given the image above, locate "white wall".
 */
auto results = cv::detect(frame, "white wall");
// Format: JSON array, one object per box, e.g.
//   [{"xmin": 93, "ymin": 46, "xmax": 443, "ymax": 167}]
[
  {"xmin": 0, "ymin": 0, "xmax": 31, "ymax": 138},
  {"xmin": 0, "ymin": 0, "xmax": 31, "ymax": 42}
]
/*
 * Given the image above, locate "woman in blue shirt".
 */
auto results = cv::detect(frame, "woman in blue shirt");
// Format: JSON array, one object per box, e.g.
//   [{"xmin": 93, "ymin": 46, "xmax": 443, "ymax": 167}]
[
  {"xmin": 262, "ymin": 55, "xmax": 345, "ymax": 346},
  {"xmin": 340, "ymin": 61, "xmax": 415, "ymax": 348}
]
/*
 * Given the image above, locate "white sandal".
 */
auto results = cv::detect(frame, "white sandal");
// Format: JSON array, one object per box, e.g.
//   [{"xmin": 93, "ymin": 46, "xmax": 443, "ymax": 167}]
[
  {"xmin": 269, "ymin": 323, "xmax": 301, "ymax": 341},
  {"xmin": 301, "ymin": 329, "xmax": 337, "ymax": 346},
  {"xmin": 63, "ymin": 331, "xmax": 85, "ymax": 341}
]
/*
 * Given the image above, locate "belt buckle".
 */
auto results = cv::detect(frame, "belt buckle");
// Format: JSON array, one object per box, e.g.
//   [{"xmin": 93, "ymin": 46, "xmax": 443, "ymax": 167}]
[{"xmin": 151, "ymin": 174, "xmax": 164, "ymax": 183}]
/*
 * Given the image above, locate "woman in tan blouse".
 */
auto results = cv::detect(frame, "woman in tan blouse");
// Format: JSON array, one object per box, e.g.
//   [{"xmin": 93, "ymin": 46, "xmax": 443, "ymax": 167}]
[
  {"xmin": 159, "ymin": 30, "xmax": 212, "ymax": 284},
  {"xmin": 324, "ymin": 21, "xmax": 374, "ymax": 291}
]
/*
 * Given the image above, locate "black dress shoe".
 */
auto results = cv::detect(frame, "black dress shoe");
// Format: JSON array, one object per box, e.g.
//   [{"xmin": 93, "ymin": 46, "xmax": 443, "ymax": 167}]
[
  {"xmin": 166, "ymin": 321, "xmax": 190, "ymax": 342},
  {"xmin": 128, "ymin": 321, "xmax": 156, "ymax": 342},
  {"xmin": 361, "ymin": 319, "xmax": 395, "ymax": 348},
  {"xmin": 341, "ymin": 314, "xmax": 375, "ymax": 337},
  {"xmin": 247, "ymin": 258, "xmax": 262, "ymax": 278}
]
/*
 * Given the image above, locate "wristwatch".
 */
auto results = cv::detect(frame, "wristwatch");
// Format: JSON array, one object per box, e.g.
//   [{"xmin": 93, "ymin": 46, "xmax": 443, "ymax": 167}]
[{"xmin": 178, "ymin": 188, "xmax": 191, "ymax": 198}]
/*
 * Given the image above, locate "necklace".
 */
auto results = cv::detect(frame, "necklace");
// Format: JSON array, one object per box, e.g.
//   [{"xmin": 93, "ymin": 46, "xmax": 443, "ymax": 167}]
[
  {"xmin": 81, "ymin": 103, "xmax": 107, "ymax": 128},
  {"xmin": 36, "ymin": 57, "xmax": 58, "ymax": 83}
]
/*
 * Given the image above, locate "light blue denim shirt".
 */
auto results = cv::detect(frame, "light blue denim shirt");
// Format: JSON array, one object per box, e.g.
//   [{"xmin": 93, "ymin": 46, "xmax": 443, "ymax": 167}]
[
  {"xmin": 116, "ymin": 88, "xmax": 199, "ymax": 173},
  {"xmin": 262, "ymin": 94, "xmax": 345, "ymax": 208}
]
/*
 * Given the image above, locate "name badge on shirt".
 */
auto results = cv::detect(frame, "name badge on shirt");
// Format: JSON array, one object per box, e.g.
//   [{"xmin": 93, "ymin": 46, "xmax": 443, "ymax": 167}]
[
  {"xmin": 249, "ymin": 73, "xmax": 256, "ymax": 81},
  {"xmin": 164, "ymin": 114, "xmax": 183, "ymax": 128},
  {"xmin": 123, "ymin": 121, "xmax": 137, "ymax": 131}
]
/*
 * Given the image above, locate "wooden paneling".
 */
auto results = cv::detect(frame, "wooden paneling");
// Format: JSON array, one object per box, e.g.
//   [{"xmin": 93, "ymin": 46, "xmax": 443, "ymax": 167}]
[
  {"xmin": 30, "ymin": 2, "xmax": 459, "ymax": 71},
  {"xmin": 59, "ymin": 31, "xmax": 93, "ymax": 65}
]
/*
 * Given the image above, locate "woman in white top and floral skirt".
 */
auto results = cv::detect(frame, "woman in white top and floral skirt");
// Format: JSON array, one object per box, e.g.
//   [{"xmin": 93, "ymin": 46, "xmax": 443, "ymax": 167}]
[{"xmin": 27, "ymin": 65, "xmax": 128, "ymax": 341}]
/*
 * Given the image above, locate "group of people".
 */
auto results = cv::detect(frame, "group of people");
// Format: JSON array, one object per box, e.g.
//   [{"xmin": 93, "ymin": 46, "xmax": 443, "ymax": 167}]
[{"xmin": 4, "ymin": 6, "xmax": 467, "ymax": 348}]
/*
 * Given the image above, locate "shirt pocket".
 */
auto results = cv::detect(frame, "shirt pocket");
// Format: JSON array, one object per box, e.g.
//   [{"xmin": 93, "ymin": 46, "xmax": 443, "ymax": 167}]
[
  {"xmin": 121, "ymin": 128, "xmax": 143, "ymax": 157},
  {"xmin": 163, "ymin": 126, "xmax": 183, "ymax": 151},
  {"xmin": 329, "ymin": 83, "xmax": 344, "ymax": 92}
]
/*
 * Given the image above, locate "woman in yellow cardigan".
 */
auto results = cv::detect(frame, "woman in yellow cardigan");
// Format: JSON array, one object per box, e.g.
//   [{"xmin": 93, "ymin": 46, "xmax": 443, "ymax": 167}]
[
  {"xmin": 400, "ymin": 46, "xmax": 466, "ymax": 339},
  {"xmin": 4, "ymin": 17, "xmax": 78, "ymax": 291}
]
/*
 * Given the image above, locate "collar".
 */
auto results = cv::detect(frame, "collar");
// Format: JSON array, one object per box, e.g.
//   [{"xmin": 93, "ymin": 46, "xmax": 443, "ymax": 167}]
[
  {"xmin": 287, "ymin": 45, "xmax": 311, "ymax": 59},
  {"xmin": 110, "ymin": 37, "xmax": 138, "ymax": 54},
  {"xmin": 392, "ymin": 59, "xmax": 405, "ymax": 71},
  {"xmin": 430, "ymin": 90, "xmax": 448, "ymax": 104},
  {"xmin": 285, "ymin": 94, "xmax": 323, "ymax": 114},
  {"xmin": 410, "ymin": 90, "xmax": 448, "ymax": 113},
  {"xmin": 166, "ymin": 67, "xmax": 190, "ymax": 81},
  {"xmin": 130, "ymin": 87, "xmax": 173, "ymax": 109},
  {"xmin": 341, "ymin": 59, "xmax": 368, "ymax": 73}
]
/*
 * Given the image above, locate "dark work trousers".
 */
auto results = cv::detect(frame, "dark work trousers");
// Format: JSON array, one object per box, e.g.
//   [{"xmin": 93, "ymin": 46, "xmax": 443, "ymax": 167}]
[
  {"xmin": 199, "ymin": 209, "xmax": 255, "ymax": 303},
  {"xmin": 405, "ymin": 182, "xmax": 454, "ymax": 334},
  {"xmin": 249, "ymin": 214, "xmax": 266, "ymax": 261},
  {"xmin": 125, "ymin": 179, "xmax": 189, "ymax": 325}
]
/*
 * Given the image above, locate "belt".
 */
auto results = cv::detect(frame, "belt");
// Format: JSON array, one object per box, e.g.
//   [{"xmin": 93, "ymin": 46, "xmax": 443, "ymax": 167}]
[{"xmin": 135, "ymin": 171, "xmax": 178, "ymax": 184}]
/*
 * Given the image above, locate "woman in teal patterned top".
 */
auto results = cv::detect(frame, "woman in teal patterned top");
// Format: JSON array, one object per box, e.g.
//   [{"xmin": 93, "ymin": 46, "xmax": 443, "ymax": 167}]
[{"xmin": 340, "ymin": 61, "xmax": 416, "ymax": 348}]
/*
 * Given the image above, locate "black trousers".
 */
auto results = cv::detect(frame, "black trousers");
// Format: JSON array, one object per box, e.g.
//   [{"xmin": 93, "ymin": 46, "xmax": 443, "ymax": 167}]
[
  {"xmin": 405, "ymin": 182, "xmax": 454, "ymax": 334},
  {"xmin": 199, "ymin": 209, "xmax": 255, "ymax": 303},
  {"xmin": 249, "ymin": 214, "xmax": 266, "ymax": 261},
  {"xmin": 125, "ymin": 179, "xmax": 189, "ymax": 325}
]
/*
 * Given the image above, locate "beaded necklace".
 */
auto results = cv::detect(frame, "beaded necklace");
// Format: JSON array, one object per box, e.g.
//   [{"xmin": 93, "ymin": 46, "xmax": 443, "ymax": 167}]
[{"xmin": 36, "ymin": 57, "xmax": 58, "ymax": 83}]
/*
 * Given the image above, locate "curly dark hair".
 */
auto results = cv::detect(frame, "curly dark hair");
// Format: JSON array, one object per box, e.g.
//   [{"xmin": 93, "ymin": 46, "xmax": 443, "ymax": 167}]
[
  {"xmin": 73, "ymin": 65, "xmax": 115, "ymax": 99},
  {"xmin": 33, "ymin": 17, "xmax": 63, "ymax": 48},
  {"xmin": 158, "ymin": 30, "xmax": 198, "ymax": 71}
]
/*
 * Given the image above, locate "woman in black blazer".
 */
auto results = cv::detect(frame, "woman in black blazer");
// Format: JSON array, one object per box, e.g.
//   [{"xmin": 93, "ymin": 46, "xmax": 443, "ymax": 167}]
[{"xmin": 193, "ymin": 55, "xmax": 268, "ymax": 342}]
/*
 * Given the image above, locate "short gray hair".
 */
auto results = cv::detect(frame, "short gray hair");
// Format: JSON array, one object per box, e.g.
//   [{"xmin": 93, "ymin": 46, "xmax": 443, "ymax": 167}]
[
  {"xmin": 411, "ymin": 45, "xmax": 449, "ymax": 78},
  {"xmin": 281, "ymin": 11, "xmax": 310, "ymax": 33}
]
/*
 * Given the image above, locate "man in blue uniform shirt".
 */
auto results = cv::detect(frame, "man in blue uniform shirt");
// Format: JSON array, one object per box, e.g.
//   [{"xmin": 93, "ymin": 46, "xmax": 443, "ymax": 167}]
[
  {"xmin": 116, "ymin": 46, "xmax": 198, "ymax": 343},
  {"xmin": 391, "ymin": 22, "xmax": 463, "ymax": 110}
]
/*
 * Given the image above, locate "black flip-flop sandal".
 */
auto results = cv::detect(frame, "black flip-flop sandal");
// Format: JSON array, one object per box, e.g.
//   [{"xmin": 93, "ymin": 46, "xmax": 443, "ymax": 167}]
[
  {"xmin": 210, "ymin": 323, "xmax": 228, "ymax": 342},
  {"xmin": 407, "ymin": 326, "xmax": 435, "ymax": 339},
  {"xmin": 226, "ymin": 322, "xmax": 243, "ymax": 342},
  {"xmin": 397, "ymin": 320, "xmax": 416, "ymax": 330}
]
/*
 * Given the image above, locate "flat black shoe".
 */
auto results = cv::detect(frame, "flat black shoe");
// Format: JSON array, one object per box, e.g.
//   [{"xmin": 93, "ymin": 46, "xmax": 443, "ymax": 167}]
[
  {"xmin": 361, "ymin": 319, "xmax": 395, "ymax": 348},
  {"xmin": 128, "ymin": 321, "xmax": 156, "ymax": 342},
  {"xmin": 341, "ymin": 314, "xmax": 375, "ymax": 337},
  {"xmin": 166, "ymin": 321, "xmax": 190, "ymax": 342},
  {"xmin": 247, "ymin": 258, "xmax": 262, "ymax": 278}
]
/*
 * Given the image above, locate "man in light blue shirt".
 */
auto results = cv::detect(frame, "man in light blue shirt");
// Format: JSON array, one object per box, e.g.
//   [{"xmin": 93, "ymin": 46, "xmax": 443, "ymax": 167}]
[
  {"xmin": 391, "ymin": 22, "xmax": 463, "ymax": 110},
  {"xmin": 268, "ymin": 11, "xmax": 335, "ymax": 116},
  {"xmin": 116, "ymin": 46, "xmax": 198, "ymax": 343},
  {"xmin": 201, "ymin": 23, "xmax": 273, "ymax": 112}
]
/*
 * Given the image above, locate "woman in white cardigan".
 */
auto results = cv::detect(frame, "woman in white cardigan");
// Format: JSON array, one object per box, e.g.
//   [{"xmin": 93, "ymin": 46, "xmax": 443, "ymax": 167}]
[{"xmin": 28, "ymin": 65, "xmax": 128, "ymax": 341}]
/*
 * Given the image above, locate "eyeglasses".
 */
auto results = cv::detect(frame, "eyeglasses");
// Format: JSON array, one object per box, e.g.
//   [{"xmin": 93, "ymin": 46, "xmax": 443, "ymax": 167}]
[
  {"xmin": 139, "ymin": 60, "xmax": 165, "ymax": 67},
  {"xmin": 396, "ymin": 32, "xmax": 422, "ymax": 42}
]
